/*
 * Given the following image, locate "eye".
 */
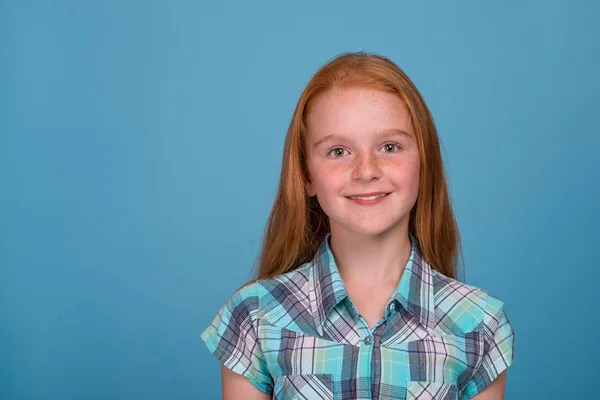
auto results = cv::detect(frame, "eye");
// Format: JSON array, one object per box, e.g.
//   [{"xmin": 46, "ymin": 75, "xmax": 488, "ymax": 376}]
[
  {"xmin": 327, "ymin": 147, "xmax": 348, "ymax": 158},
  {"xmin": 380, "ymin": 143, "xmax": 402, "ymax": 153}
]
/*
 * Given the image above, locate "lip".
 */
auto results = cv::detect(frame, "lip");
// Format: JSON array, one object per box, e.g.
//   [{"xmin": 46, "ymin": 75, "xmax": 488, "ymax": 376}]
[
  {"xmin": 346, "ymin": 192, "xmax": 389, "ymax": 197},
  {"xmin": 345, "ymin": 192, "xmax": 390, "ymax": 205}
]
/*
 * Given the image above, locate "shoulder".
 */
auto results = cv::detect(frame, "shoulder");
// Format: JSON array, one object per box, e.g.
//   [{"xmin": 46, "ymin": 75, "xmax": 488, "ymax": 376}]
[
  {"xmin": 258, "ymin": 262, "xmax": 312, "ymax": 292},
  {"xmin": 220, "ymin": 262, "xmax": 313, "ymax": 317},
  {"xmin": 206, "ymin": 281, "xmax": 263, "ymax": 330},
  {"xmin": 431, "ymin": 269, "xmax": 508, "ymax": 335},
  {"xmin": 255, "ymin": 262, "xmax": 316, "ymax": 331}
]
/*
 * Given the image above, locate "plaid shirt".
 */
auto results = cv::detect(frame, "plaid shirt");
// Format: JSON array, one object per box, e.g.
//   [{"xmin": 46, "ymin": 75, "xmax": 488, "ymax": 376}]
[{"xmin": 201, "ymin": 233, "xmax": 515, "ymax": 399}]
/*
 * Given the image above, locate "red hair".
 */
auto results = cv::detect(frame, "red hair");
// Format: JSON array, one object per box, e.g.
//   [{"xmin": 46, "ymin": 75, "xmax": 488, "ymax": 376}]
[{"xmin": 244, "ymin": 52, "xmax": 463, "ymax": 286}]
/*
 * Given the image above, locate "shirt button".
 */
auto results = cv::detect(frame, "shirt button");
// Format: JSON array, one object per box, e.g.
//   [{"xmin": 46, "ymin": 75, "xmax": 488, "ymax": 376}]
[
  {"xmin": 389, "ymin": 303, "xmax": 396, "ymax": 312},
  {"xmin": 363, "ymin": 336, "xmax": 373, "ymax": 345}
]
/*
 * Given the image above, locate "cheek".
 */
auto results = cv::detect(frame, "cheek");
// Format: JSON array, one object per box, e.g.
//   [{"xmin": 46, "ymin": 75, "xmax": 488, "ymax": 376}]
[
  {"xmin": 312, "ymin": 163, "xmax": 348, "ymax": 191},
  {"xmin": 390, "ymin": 156, "xmax": 420, "ymax": 189},
  {"xmin": 407, "ymin": 160, "xmax": 421, "ymax": 198},
  {"xmin": 314, "ymin": 174, "xmax": 344, "ymax": 195}
]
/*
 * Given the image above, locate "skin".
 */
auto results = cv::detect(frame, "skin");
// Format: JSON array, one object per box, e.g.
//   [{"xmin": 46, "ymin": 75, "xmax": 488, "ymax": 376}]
[
  {"xmin": 221, "ymin": 365, "xmax": 270, "ymax": 400},
  {"xmin": 220, "ymin": 86, "xmax": 507, "ymax": 399},
  {"xmin": 304, "ymin": 86, "xmax": 420, "ymax": 308},
  {"xmin": 471, "ymin": 370, "xmax": 508, "ymax": 400}
]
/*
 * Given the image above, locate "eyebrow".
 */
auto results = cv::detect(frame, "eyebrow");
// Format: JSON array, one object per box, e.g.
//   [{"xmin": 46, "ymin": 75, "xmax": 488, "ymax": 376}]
[{"xmin": 312, "ymin": 129, "xmax": 412, "ymax": 149}]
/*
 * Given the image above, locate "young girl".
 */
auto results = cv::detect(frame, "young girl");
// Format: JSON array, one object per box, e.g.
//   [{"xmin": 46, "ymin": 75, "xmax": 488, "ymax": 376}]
[{"xmin": 201, "ymin": 52, "xmax": 515, "ymax": 400}]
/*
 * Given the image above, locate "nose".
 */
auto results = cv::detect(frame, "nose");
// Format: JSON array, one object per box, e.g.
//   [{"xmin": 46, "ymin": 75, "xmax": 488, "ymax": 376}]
[{"xmin": 352, "ymin": 152, "xmax": 382, "ymax": 182}]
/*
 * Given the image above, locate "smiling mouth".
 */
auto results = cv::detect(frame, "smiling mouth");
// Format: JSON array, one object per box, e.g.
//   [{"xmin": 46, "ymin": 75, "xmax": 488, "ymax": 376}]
[{"xmin": 347, "ymin": 193, "xmax": 389, "ymax": 200}]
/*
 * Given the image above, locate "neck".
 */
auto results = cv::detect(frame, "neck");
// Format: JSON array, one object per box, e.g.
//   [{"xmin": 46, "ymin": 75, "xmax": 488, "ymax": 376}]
[{"xmin": 329, "ymin": 224, "xmax": 412, "ymax": 290}]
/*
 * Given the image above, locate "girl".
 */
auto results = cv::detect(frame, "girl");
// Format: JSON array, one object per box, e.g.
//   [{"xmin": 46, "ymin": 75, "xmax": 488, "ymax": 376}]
[{"xmin": 201, "ymin": 52, "xmax": 515, "ymax": 400}]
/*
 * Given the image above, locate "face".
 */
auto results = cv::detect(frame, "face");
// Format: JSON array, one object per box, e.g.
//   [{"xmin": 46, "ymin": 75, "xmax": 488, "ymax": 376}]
[{"xmin": 304, "ymin": 86, "xmax": 420, "ymax": 238}]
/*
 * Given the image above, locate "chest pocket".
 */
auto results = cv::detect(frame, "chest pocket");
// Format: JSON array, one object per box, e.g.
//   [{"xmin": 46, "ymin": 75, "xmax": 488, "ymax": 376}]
[
  {"xmin": 382, "ymin": 330, "xmax": 485, "ymax": 386},
  {"xmin": 273, "ymin": 373, "xmax": 334, "ymax": 400},
  {"xmin": 405, "ymin": 381, "xmax": 458, "ymax": 400}
]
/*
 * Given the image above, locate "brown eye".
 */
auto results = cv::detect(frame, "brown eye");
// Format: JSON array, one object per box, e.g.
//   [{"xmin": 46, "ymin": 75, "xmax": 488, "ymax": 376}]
[
  {"xmin": 327, "ymin": 148, "xmax": 348, "ymax": 158},
  {"xmin": 381, "ymin": 143, "xmax": 401, "ymax": 153}
]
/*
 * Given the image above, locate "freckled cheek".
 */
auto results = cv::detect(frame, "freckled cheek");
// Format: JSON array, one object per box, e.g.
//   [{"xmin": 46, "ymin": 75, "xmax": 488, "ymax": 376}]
[
  {"xmin": 313, "ymin": 164, "xmax": 348, "ymax": 194},
  {"xmin": 318, "ymin": 163, "xmax": 351, "ymax": 177}
]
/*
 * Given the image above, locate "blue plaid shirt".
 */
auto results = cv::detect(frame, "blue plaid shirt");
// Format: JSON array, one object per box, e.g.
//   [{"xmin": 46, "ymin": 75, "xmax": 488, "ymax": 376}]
[{"xmin": 201, "ymin": 233, "xmax": 515, "ymax": 399}]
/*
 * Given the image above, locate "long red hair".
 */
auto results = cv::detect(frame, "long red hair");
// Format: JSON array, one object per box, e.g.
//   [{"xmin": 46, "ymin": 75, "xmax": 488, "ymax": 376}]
[{"xmin": 243, "ymin": 52, "xmax": 463, "ymax": 287}]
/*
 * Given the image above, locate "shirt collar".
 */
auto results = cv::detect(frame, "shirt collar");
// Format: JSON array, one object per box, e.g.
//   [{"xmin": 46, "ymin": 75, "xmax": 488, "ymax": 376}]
[{"xmin": 311, "ymin": 232, "xmax": 436, "ymax": 336}]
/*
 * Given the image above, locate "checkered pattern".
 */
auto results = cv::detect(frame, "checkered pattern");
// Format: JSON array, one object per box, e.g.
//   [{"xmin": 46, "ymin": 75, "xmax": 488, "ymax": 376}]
[{"xmin": 201, "ymin": 233, "xmax": 515, "ymax": 399}]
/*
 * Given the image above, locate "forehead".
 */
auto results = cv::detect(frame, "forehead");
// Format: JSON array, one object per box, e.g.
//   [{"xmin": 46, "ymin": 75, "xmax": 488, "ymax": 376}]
[{"xmin": 305, "ymin": 86, "xmax": 413, "ymax": 139}]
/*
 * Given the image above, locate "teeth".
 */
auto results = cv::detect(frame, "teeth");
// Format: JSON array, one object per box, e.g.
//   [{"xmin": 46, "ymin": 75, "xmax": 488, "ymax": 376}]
[{"xmin": 350, "ymin": 194, "xmax": 386, "ymax": 200}]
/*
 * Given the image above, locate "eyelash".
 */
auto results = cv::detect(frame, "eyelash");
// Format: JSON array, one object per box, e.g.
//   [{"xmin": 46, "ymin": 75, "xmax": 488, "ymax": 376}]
[{"xmin": 326, "ymin": 143, "xmax": 403, "ymax": 158}]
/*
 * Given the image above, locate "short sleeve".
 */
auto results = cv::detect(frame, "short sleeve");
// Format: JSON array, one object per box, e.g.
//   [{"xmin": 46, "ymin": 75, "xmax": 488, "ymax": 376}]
[
  {"xmin": 461, "ymin": 296, "xmax": 515, "ymax": 399},
  {"xmin": 200, "ymin": 282, "xmax": 273, "ymax": 395}
]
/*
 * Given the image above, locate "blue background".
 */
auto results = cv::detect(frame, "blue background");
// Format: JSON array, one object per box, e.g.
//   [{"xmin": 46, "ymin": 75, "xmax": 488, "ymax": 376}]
[{"xmin": 1, "ymin": 1, "xmax": 598, "ymax": 398}]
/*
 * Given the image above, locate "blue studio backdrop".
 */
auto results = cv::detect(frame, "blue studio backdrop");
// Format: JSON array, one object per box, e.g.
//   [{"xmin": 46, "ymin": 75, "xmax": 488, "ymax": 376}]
[{"xmin": 1, "ymin": 1, "xmax": 598, "ymax": 399}]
